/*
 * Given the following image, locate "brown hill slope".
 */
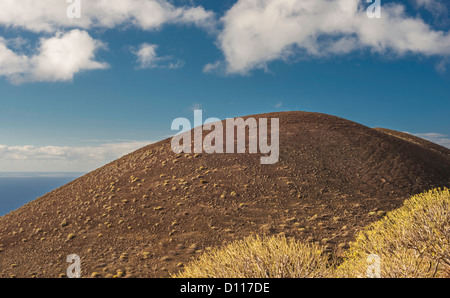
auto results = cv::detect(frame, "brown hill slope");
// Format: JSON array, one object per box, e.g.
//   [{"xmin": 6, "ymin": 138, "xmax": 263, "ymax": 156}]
[
  {"xmin": 374, "ymin": 128, "xmax": 450, "ymax": 160},
  {"xmin": 0, "ymin": 111, "xmax": 450, "ymax": 278}
]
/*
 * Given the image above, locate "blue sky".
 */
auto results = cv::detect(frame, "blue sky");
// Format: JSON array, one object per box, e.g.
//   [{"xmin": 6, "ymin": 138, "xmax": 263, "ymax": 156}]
[{"xmin": 0, "ymin": 0, "xmax": 449, "ymax": 172}]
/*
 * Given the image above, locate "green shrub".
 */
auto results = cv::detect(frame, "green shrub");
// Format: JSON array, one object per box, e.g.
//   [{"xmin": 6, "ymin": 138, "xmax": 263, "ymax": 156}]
[{"xmin": 337, "ymin": 188, "xmax": 449, "ymax": 278}]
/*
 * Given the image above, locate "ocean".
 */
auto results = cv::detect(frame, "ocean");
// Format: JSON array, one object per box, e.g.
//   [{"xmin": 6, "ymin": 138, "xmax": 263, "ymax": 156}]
[{"xmin": 0, "ymin": 173, "xmax": 84, "ymax": 217}]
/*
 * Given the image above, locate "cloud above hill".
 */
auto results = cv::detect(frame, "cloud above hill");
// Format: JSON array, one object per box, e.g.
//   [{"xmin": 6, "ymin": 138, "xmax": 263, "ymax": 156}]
[
  {"xmin": 0, "ymin": 0, "xmax": 215, "ymax": 32},
  {"xmin": 0, "ymin": 0, "xmax": 213, "ymax": 83},
  {"xmin": 208, "ymin": 0, "xmax": 450, "ymax": 74},
  {"xmin": 0, "ymin": 30, "xmax": 107, "ymax": 83},
  {"xmin": 133, "ymin": 43, "xmax": 184, "ymax": 69},
  {"xmin": 1, "ymin": 0, "xmax": 450, "ymax": 81}
]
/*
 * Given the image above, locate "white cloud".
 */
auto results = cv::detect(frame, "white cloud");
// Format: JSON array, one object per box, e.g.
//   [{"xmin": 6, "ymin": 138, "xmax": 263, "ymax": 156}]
[
  {"xmin": 412, "ymin": 132, "xmax": 450, "ymax": 148},
  {"xmin": 435, "ymin": 59, "xmax": 449, "ymax": 73},
  {"xmin": 203, "ymin": 61, "xmax": 224, "ymax": 74},
  {"xmin": 135, "ymin": 43, "xmax": 159, "ymax": 69},
  {"xmin": 167, "ymin": 59, "xmax": 185, "ymax": 70},
  {"xmin": 0, "ymin": 38, "xmax": 29, "ymax": 77},
  {"xmin": 413, "ymin": 0, "xmax": 448, "ymax": 17},
  {"xmin": 0, "ymin": 0, "xmax": 215, "ymax": 33},
  {"xmin": 0, "ymin": 141, "xmax": 152, "ymax": 172},
  {"xmin": 0, "ymin": 1, "xmax": 212, "ymax": 82},
  {"xmin": 134, "ymin": 43, "xmax": 184, "ymax": 69},
  {"xmin": 0, "ymin": 29, "xmax": 107, "ymax": 83},
  {"xmin": 214, "ymin": 0, "xmax": 450, "ymax": 74}
]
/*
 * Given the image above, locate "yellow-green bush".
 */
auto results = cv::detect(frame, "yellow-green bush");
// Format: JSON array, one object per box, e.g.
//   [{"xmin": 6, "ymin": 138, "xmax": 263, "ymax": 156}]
[
  {"xmin": 175, "ymin": 188, "xmax": 449, "ymax": 278},
  {"xmin": 173, "ymin": 235, "xmax": 333, "ymax": 278},
  {"xmin": 337, "ymin": 188, "xmax": 449, "ymax": 278}
]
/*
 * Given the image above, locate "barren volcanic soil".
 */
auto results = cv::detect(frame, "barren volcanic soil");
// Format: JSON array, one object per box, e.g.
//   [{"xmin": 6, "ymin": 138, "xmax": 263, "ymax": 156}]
[{"xmin": 1, "ymin": 111, "xmax": 450, "ymax": 278}]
